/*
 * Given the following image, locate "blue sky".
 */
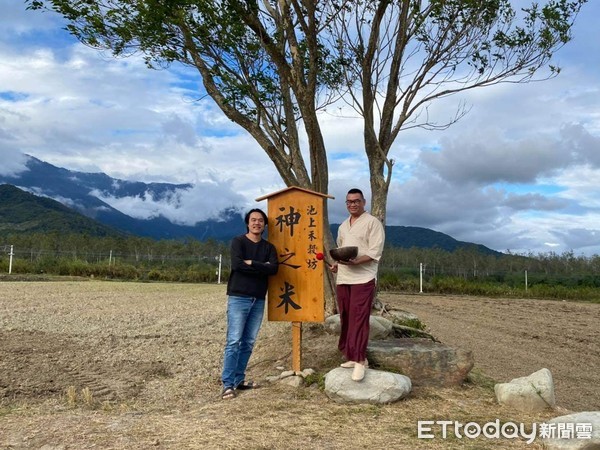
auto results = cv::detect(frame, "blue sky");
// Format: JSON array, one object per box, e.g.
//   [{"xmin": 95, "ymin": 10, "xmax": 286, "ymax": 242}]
[{"xmin": 1, "ymin": 1, "xmax": 599, "ymax": 256}]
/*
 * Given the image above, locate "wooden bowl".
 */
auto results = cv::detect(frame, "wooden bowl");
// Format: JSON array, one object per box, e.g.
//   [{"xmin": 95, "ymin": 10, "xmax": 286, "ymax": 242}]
[{"xmin": 329, "ymin": 246, "xmax": 358, "ymax": 262}]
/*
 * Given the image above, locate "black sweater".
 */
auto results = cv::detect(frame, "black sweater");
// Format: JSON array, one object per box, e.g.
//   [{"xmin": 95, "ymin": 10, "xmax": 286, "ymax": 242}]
[{"xmin": 226, "ymin": 234, "xmax": 279, "ymax": 298}]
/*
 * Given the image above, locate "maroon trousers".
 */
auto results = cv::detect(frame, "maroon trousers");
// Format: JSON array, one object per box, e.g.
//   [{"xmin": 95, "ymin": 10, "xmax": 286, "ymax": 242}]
[{"xmin": 336, "ymin": 278, "xmax": 376, "ymax": 362}]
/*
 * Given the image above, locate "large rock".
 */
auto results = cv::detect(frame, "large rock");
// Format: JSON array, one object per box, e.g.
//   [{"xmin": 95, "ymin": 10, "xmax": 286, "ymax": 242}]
[
  {"xmin": 324, "ymin": 367, "xmax": 411, "ymax": 404},
  {"xmin": 367, "ymin": 338, "xmax": 473, "ymax": 386},
  {"xmin": 370, "ymin": 316, "xmax": 394, "ymax": 339},
  {"xmin": 494, "ymin": 368, "xmax": 555, "ymax": 413},
  {"xmin": 386, "ymin": 309, "xmax": 420, "ymax": 323},
  {"xmin": 324, "ymin": 314, "xmax": 393, "ymax": 340},
  {"xmin": 542, "ymin": 411, "xmax": 600, "ymax": 450}
]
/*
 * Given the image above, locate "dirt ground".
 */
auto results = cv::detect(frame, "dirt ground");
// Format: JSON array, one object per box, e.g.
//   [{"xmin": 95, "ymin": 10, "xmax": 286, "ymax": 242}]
[
  {"xmin": 379, "ymin": 292, "xmax": 600, "ymax": 412},
  {"xmin": 0, "ymin": 281, "xmax": 598, "ymax": 449}
]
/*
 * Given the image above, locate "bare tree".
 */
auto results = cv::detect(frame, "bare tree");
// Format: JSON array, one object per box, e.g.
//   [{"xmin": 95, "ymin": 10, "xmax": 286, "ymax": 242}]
[{"xmin": 325, "ymin": 0, "xmax": 586, "ymax": 223}]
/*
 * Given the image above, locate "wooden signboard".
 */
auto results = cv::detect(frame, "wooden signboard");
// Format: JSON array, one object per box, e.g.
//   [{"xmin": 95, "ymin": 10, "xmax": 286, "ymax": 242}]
[{"xmin": 256, "ymin": 187, "xmax": 333, "ymax": 323}]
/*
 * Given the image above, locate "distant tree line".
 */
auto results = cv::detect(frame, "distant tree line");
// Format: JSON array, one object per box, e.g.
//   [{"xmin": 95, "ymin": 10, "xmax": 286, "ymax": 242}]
[
  {"xmin": 381, "ymin": 246, "xmax": 600, "ymax": 279},
  {"xmin": 0, "ymin": 232, "xmax": 229, "ymax": 283},
  {"xmin": 379, "ymin": 247, "xmax": 600, "ymax": 301},
  {"xmin": 1, "ymin": 232, "xmax": 599, "ymax": 301}
]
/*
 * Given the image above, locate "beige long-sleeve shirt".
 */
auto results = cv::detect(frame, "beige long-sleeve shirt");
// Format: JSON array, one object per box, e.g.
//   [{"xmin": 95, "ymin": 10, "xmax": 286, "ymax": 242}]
[{"xmin": 335, "ymin": 211, "xmax": 385, "ymax": 285}]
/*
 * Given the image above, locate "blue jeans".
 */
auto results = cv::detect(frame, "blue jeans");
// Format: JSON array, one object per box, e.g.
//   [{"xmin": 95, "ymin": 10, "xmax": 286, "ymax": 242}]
[{"xmin": 221, "ymin": 295, "xmax": 265, "ymax": 389}]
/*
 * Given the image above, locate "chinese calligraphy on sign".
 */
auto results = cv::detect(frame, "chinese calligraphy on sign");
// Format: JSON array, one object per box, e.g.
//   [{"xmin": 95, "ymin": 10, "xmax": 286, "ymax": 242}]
[
  {"xmin": 277, "ymin": 281, "xmax": 301, "ymax": 314},
  {"xmin": 275, "ymin": 206, "xmax": 301, "ymax": 236}
]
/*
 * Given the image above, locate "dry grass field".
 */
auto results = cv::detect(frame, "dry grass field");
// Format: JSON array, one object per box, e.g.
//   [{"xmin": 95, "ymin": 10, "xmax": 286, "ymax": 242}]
[{"xmin": 1, "ymin": 281, "xmax": 599, "ymax": 449}]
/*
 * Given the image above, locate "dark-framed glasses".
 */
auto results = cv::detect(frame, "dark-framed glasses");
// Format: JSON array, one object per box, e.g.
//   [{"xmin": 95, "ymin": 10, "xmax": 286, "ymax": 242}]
[{"xmin": 345, "ymin": 199, "xmax": 363, "ymax": 206}]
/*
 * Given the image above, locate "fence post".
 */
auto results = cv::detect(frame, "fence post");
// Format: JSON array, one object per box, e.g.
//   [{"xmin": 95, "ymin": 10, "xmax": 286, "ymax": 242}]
[
  {"xmin": 419, "ymin": 262, "xmax": 423, "ymax": 293},
  {"xmin": 217, "ymin": 254, "xmax": 222, "ymax": 284},
  {"xmin": 9, "ymin": 245, "xmax": 14, "ymax": 274},
  {"xmin": 525, "ymin": 270, "xmax": 528, "ymax": 292}
]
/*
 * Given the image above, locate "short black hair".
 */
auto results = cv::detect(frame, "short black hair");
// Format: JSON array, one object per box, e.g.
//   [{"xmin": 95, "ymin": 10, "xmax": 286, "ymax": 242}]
[
  {"xmin": 347, "ymin": 188, "xmax": 364, "ymax": 198},
  {"xmin": 244, "ymin": 208, "xmax": 268, "ymax": 232}
]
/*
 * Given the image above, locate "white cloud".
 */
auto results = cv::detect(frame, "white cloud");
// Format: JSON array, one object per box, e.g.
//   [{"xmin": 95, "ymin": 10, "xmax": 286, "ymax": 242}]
[
  {"xmin": 89, "ymin": 180, "xmax": 248, "ymax": 225},
  {"xmin": 0, "ymin": 147, "xmax": 28, "ymax": 177},
  {"xmin": 421, "ymin": 131, "xmax": 571, "ymax": 185},
  {"xmin": 552, "ymin": 228, "xmax": 600, "ymax": 253}
]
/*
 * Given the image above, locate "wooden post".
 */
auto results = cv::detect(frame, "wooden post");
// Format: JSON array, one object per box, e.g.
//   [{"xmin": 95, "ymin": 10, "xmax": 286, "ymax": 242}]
[
  {"xmin": 256, "ymin": 187, "xmax": 333, "ymax": 372},
  {"xmin": 292, "ymin": 321, "xmax": 302, "ymax": 372}
]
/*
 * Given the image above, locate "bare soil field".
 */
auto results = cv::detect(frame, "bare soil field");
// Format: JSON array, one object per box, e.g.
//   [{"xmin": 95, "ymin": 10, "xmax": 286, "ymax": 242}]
[
  {"xmin": 1, "ymin": 281, "xmax": 598, "ymax": 449},
  {"xmin": 379, "ymin": 293, "xmax": 600, "ymax": 412}
]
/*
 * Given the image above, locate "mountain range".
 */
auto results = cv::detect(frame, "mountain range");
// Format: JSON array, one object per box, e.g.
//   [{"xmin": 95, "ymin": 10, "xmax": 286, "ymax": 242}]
[{"xmin": 0, "ymin": 155, "xmax": 501, "ymax": 255}]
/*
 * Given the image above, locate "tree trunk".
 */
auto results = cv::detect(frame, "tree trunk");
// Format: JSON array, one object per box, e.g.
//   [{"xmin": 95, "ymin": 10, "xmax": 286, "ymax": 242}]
[
  {"xmin": 367, "ymin": 146, "xmax": 390, "ymax": 226},
  {"xmin": 322, "ymin": 212, "xmax": 338, "ymax": 315}
]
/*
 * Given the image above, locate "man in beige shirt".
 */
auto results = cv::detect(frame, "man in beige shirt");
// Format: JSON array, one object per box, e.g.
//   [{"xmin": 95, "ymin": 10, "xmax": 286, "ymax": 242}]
[{"xmin": 330, "ymin": 188, "xmax": 385, "ymax": 381}]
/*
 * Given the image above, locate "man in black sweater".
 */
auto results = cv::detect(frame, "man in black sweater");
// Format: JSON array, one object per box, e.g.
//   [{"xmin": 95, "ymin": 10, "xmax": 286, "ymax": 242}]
[{"xmin": 221, "ymin": 208, "xmax": 278, "ymax": 399}]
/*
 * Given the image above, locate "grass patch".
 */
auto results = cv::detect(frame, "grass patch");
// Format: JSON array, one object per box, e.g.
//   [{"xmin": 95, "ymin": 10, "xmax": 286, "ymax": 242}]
[
  {"xmin": 303, "ymin": 372, "xmax": 326, "ymax": 390},
  {"xmin": 464, "ymin": 368, "xmax": 498, "ymax": 392},
  {"xmin": 65, "ymin": 386, "xmax": 98, "ymax": 410}
]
